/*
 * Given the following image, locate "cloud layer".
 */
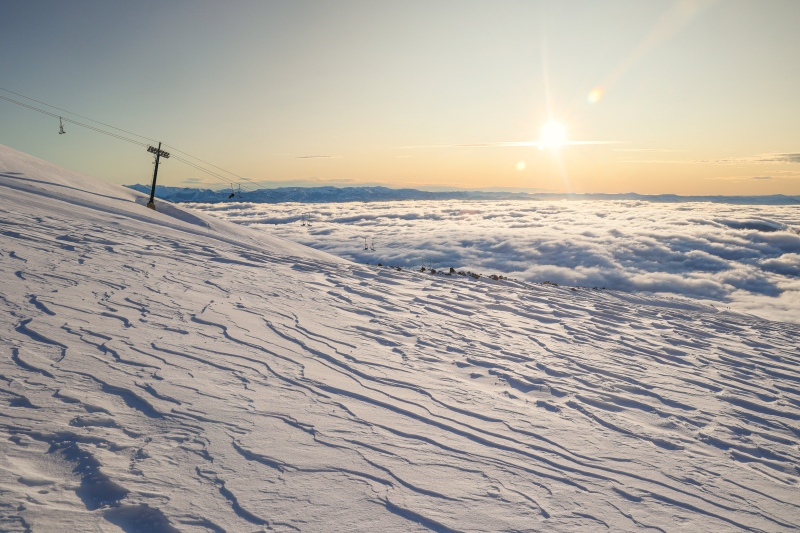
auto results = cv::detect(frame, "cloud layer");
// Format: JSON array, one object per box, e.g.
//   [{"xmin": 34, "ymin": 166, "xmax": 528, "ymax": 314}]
[{"xmin": 189, "ymin": 200, "xmax": 800, "ymax": 323}]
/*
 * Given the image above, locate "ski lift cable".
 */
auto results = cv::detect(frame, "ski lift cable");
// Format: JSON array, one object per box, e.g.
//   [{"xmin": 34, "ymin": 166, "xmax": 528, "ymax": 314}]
[
  {"xmin": 0, "ymin": 94, "xmax": 149, "ymax": 147},
  {"xmin": 169, "ymin": 155, "xmax": 256, "ymax": 194},
  {"xmin": 0, "ymin": 89, "xmax": 257, "ymax": 193},
  {"xmin": 0, "ymin": 94, "xmax": 147, "ymax": 146},
  {"xmin": 145, "ymin": 146, "xmax": 258, "ymax": 193},
  {"xmin": 168, "ymin": 154, "xmax": 257, "ymax": 193},
  {"xmin": 170, "ymin": 155, "xmax": 236, "ymax": 185},
  {"xmin": 162, "ymin": 143, "xmax": 261, "ymax": 188},
  {"xmin": 0, "ymin": 86, "xmax": 159, "ymax": 144},
  {"xmin": 170, "ymin": 155, "xmax": 229, "ymax": 181}
]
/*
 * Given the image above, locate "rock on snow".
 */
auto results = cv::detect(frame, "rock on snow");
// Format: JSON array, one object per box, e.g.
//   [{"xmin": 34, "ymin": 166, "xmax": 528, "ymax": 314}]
[{"xmin": 0, "ymin": 143, "xmax": 799, "ymax": 532}]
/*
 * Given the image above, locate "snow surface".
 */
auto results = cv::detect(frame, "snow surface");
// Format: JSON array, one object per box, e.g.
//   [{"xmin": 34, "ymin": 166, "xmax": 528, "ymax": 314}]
[{"xmin": 1, "ymin": 143, "xmax": 800, "ymax": 532}]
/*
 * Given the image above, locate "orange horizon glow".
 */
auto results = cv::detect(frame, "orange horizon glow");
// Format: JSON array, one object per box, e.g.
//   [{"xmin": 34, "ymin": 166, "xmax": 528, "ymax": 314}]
[{"xmin": 0, "ymin": 2, "xmax": 798, "ymax": 196}]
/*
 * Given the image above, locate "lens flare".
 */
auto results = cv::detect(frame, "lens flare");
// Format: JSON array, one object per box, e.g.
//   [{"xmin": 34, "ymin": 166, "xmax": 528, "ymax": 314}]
[{"xmin": 588, "ymin": 86, "xmax": 605, "ymax": 104}]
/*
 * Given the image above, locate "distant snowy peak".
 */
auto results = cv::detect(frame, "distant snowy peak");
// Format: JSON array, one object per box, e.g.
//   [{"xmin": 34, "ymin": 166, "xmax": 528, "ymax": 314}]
[{"xmin": 127, "ymin": 183, "xmax": 800, "ymax": 205}]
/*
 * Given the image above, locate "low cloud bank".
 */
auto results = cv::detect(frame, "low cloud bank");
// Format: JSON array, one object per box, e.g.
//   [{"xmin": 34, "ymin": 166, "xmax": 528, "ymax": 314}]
[{"xmin": 190, "ymin": 200, "xmax": 800, "ymax": 323}]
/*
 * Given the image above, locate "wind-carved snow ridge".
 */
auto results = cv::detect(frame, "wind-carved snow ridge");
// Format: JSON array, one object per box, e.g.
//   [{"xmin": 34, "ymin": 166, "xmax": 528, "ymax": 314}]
[{"xmin": 1, "ymin": 143, "xmax": 800, "ymax": 531}]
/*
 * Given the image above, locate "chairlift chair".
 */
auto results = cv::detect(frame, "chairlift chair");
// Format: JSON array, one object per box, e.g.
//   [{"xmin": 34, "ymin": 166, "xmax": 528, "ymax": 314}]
[{"xmin": 58, "ymin": 117, "xmax": 65, "ymax": 135}]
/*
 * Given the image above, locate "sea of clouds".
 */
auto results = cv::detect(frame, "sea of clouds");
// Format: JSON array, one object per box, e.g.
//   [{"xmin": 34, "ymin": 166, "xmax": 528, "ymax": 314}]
[{"xmin": 188, "ymin": 200, "xmax": 800, "ymax": 323}]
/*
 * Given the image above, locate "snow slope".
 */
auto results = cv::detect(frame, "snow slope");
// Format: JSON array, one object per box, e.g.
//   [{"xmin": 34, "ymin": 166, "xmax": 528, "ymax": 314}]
[{"xmin": 1, "ymin": 143, "xmax": 799, "ymax": 532}]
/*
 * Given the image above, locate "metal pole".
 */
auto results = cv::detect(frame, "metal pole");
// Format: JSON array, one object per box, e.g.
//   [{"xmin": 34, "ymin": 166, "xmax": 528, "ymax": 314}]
[{"xmin": 147, "ymin": 142, "xmax": 162, "ymax": 210}]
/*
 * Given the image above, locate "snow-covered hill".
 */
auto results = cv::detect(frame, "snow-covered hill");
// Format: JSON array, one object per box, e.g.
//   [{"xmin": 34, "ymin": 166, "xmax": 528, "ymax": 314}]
[{"xmin": 2, "ymin": 143, "xmax": 799, "ymax": 532}]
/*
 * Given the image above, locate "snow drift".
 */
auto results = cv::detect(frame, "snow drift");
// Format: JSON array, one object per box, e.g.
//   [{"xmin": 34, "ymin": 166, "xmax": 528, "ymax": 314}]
[{"xmin": 1, "ymin": 144, "xmax": 799, "ymax": 532}]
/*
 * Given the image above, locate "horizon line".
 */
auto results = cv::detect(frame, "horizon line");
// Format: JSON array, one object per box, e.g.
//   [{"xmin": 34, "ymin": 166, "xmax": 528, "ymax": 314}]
[{"xmin": 128, "ymin": 183, "xmax": 799, "ymax": 199}]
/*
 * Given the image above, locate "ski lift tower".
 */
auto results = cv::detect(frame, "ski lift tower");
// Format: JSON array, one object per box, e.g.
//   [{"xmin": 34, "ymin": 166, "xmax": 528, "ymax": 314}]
[{"xmin": 146, "ymin": 142, "xmax": 171, "ymax": 210}]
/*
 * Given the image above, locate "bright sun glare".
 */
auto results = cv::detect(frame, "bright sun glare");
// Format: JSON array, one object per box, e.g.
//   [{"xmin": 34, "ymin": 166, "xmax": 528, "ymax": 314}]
[{"xmin": 539, "ymin": 121, "xmax": 567, "ymax": 149}]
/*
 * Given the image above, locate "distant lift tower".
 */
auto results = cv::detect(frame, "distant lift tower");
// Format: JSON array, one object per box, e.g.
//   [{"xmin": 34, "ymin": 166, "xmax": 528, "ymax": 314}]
[{"xmin": 146, "ymin": 142, "xmax": 171, "ymax": 210}]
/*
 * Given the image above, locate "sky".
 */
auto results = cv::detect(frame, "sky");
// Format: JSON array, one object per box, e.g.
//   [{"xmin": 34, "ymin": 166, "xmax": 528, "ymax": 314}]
[
  {"xmin": 193, "ymin": 199, "xmax": 800, "ymax": 323},
  {"xmin": 1, "ymin": 0, "xmax": 799, "ymax": 194}
]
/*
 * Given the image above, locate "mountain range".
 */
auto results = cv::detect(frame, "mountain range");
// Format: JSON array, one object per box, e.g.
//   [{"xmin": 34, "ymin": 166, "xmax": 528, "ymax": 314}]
[{"xmin": 127, "ymin": 183, "xmax": 800, "ymax": 205}]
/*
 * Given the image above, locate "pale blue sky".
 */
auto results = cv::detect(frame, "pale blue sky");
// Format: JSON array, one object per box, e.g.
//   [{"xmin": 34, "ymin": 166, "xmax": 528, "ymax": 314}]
[{"xmin": 1, "ymin": 1, "xmax": 799, "ymax": 194}]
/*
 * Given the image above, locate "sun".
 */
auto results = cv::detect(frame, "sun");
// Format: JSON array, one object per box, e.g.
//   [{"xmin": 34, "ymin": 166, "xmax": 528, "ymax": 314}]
[{"xmin": 539, "ymin": 121, "xmax": 567, "ymax": 149}]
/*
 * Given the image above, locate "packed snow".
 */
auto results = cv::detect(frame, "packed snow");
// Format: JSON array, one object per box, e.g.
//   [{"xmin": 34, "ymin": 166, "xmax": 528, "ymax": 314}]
[
  {"xmin": 1, "ymin": 143, "xmax": 799, "ymax": 532},
  {"xmin": 191, "ymin": 200, "xmax": 800, "ymax": 324}
]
